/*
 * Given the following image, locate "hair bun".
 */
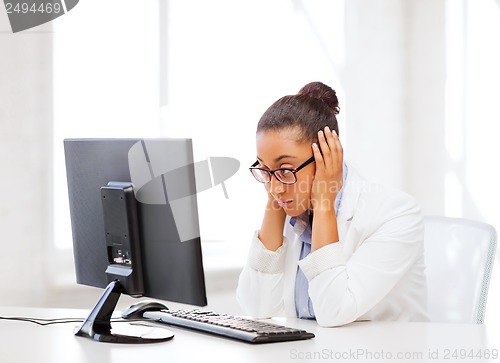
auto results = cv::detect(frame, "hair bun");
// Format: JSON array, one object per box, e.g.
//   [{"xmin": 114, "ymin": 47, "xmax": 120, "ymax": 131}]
[{"xmin": 298, "ymin": 82, "xmax": 340, "ymax": 115}]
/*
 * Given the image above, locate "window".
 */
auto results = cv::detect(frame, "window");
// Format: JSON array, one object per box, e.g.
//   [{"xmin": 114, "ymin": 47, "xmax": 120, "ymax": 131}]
[
  {"xmin": 160, "ymin": 0, "xmax": 345, "ymax": 246},
  {"xmin": 53, "ymin": 0, "xmax": 160, "ymax": 249},
  {"xmin": 53, "ymin": 0, "xmax": 345, "ymax": 271}
]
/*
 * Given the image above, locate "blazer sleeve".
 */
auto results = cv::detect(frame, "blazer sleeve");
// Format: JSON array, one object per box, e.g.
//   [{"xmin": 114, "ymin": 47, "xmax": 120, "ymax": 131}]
[
  {"xmin": 236, "ymin": 231, "xmax": 289, "ymax": 318},
  {"xmin": 298, "ymin": 191, "xmax": 424, "ymax": 327}
]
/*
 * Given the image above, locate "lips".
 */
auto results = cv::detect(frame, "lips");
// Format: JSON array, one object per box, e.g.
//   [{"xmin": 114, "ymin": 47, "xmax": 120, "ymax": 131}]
[{"xmin": 277, "ymin": 199, "xmax": 293, "ymax": 208}]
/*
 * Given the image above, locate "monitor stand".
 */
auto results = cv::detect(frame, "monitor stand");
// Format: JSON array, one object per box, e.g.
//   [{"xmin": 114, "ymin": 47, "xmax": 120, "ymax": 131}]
[{"xmin": 74, "ymin": 280, "xmax": 174, "ymax": 343}]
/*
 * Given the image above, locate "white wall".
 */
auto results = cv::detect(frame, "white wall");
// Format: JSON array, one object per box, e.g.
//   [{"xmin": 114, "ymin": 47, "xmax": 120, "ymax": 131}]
[
  {"xmin": 344, "ymin": 0, "xmax": 447, "ymax": 218},
  {"xmin": 344, "ymin": 0, "xmax": 407, "ymax": 189},
  {"xmin": 0, "ymin": 11, "xmax": 53, "ymax": 305},
  {"xmin": 405, "ymin": 0, "xmax": 447, "ymax": 216}
]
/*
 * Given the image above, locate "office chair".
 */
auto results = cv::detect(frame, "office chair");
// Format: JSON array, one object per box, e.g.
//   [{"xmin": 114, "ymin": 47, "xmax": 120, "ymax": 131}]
[{"xmin": 424, "ymin": 216, "xmax": 497, "ymax": 324}]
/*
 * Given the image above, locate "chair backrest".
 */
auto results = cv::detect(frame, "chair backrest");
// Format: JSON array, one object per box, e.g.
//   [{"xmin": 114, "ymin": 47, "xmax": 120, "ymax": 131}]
[{"xmin": 424, "ymin": 216, "xmax": 497, "ymax": 324}]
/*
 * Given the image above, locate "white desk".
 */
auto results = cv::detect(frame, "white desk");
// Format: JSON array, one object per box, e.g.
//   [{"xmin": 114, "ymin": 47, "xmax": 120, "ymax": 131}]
[{"xmin": 1, "ymin": 306, "xmax": 499, "ymax": 363}]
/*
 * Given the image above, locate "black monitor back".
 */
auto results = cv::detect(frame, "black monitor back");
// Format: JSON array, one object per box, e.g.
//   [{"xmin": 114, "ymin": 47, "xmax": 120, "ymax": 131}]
[{"xmin": 64, "ymin": 138, "xmax": 207, "ymax": 306}]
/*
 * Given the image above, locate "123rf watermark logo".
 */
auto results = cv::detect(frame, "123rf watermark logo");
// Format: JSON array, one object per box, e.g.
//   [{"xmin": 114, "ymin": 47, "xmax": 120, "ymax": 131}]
[{"xmin": 3, "ymin": 0, "xmax": 79, "ymax": 33}]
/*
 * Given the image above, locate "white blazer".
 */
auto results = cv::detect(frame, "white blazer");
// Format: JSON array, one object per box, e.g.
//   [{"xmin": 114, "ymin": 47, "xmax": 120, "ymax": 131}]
[{"xmin": 236, "ymin": 164, "xmax": 428, "ymax": 327}]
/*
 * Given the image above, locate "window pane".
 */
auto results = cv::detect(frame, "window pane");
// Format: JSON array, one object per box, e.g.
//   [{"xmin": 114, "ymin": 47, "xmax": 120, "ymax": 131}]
[{"xmin": 53, "ymin": 0, "xmax": 160, "ymax": 248}]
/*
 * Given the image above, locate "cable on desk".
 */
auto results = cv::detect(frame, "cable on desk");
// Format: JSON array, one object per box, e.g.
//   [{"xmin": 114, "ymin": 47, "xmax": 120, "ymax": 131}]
[{"xmin": 0, "ymin": 316, "xmax": 125, "ymax": 326}]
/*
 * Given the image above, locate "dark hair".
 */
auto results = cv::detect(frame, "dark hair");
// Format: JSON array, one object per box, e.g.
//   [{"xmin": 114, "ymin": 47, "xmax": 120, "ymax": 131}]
[{"xmin": 256, "ymin": 82, "xmax": 340, "ymax": 143}]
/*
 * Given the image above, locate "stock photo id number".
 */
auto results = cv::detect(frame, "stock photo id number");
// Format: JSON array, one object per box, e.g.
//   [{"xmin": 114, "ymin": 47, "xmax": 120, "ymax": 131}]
[
  {"xmin": 289, "ymin": 348, "xmax": 499, "ymax": 361},
  {"xmin": 3, "ymin": 0, "xmax": 79, "ymax": 32}
]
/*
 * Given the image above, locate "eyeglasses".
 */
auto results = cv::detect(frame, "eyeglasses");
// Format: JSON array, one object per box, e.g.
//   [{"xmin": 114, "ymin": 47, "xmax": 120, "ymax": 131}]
[{"xmin": 249, "ymin": 156, "xmax": 315, "ymax": 185}]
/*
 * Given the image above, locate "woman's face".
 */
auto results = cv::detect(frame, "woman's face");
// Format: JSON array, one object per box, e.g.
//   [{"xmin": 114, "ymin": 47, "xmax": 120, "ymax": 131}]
[{"xmin": 256, "ymin": 128, "xmax": 315, "ymax": 217}]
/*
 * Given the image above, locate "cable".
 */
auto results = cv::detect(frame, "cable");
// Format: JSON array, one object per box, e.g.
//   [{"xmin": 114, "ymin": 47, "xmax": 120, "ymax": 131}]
[{"xmin": 0, "ymin": 316, "xmax": 125, "ymax": 326}]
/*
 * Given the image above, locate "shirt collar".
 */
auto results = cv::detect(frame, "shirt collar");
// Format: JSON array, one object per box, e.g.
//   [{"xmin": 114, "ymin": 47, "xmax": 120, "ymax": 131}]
[{"xmin": 290, "ymin": 210, "xmax": 310, "ymax": 237}]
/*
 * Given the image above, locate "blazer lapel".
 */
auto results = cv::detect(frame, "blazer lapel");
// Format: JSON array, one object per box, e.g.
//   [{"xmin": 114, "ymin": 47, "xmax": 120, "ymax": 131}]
[{"xmin": 336, "ymin": 163, "xmax": 363, "ymax": 243}]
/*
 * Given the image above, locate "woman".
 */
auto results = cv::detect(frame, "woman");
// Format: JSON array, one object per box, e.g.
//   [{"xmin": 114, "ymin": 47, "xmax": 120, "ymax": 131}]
[{"xmin": 236, "ymin": 81, "xmax": 428, "ymax": 327}]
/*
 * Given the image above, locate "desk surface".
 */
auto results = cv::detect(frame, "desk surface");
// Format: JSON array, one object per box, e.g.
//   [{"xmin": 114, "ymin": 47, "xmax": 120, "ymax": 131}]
[{"xmin": 1, "ymin": 306, "xmax": 499, "ymax": 363}]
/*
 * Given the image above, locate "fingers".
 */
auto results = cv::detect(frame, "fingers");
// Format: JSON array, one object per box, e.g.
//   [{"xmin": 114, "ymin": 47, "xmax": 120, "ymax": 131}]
[
  {"xmin": 326, "ymin": 126, "xmax": 343, "ymax": 165},
  {"xmin": 318, "ymin": 127, "xmax": 343, "ymax": 164},
  {"xmin": 312, "ymin": 140, "xmax": 324, "ymax": 169},
  {"xmin": 317, "ymin": 128, "xmax": 332, "ymax": 168},
  {"xmin": 312, "ymin": 126, "xmax": 344, "ymax": 180}
]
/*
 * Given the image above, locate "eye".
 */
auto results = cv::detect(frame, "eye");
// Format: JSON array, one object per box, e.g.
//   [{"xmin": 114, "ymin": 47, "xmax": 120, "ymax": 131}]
[{"xmin": 275, "ymin": 169, "xmax": 296, "ymax": 183}]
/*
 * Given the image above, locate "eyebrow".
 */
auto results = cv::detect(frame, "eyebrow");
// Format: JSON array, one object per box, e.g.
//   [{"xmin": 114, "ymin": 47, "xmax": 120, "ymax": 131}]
[{"xmin": 256, "ymin": 155, "xmax": 298, "ymax": 164}]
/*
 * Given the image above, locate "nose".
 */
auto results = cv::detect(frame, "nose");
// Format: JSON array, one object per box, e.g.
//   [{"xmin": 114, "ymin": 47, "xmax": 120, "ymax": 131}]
[{"xmin": 268, "ymin": 174, "xmax": 285, "ymax": 196}]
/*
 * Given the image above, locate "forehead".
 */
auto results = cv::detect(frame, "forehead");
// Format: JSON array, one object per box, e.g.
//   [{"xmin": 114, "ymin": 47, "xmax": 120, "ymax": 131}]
[{"xmin": 256, "ymin": 128, "xmax": 311, "ymax": 166}]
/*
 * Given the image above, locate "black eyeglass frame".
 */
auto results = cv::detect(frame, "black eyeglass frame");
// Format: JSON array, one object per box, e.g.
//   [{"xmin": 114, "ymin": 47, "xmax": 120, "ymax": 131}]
[{"xmin": 249, "ymin": 156, "xmax": 315, "ymax": 185}]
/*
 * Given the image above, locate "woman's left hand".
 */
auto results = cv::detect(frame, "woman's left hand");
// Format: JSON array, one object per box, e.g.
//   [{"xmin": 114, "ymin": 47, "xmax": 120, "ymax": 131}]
[{"xmin": 310, "ymin": 126, "xmax": 344, "ymax": 213}]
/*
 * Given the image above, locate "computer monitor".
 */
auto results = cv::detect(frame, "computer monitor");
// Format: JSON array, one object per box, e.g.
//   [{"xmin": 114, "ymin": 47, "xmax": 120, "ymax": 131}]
[{"xmin": 64, "ymin": 138, "xmax": 207, "ymax": 343}]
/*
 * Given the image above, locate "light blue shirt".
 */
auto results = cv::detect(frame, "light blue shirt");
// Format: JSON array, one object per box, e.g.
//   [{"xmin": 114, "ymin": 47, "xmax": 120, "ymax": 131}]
[{"xmin": 290, "ymin": 163, "xmax": 348, "ymax": 319}]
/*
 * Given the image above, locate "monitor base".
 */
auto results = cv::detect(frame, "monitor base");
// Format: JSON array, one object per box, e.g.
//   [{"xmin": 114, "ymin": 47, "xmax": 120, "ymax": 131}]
[{"xmin": 74, "ymin": 280, "xmax": 174, "ymax": 343}]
